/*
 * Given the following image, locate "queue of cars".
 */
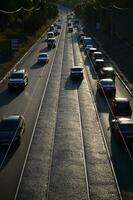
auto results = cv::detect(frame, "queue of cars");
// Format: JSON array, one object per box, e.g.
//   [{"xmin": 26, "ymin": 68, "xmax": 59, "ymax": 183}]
[
  {"xmin": 0, "ymin": 21, "xmax": 61, "ymax": 147},
  {"xmin": 77, "ymin": 25, "xmax": 133, "ymax": 148}
]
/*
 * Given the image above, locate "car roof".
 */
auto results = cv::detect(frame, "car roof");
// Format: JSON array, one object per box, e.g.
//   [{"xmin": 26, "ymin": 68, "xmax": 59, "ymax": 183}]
[
  {"xmin": 12, "ymin": 69, "xmax": 25, "ymax": 74},
  {"xmin": 117, "ymin": 117, "xmax": 132, "ymax": 123},
  {"xmin": 2, "ymin": 115, "xmax": 20, "ymax": 121},
  {"xmin": 95, "ymin": 59, "xmax": 104, "ymax": 62},
  {"xmin": 48, "ymin": 38, "xmax": 56, "ymax": 41},
  {"xmin": 100, "ymin": 78, "xmax": 113, "ymax": 82},
  {"xmin": 39, "ymin": 52, "xmax": 48, "ymax": 56},
  {"xmin": 90, "ymin": 47, "xmax": 97, "ymax": 50},
  {"xmin": 72, "ymin": 66, "xmax": 83, "ymax": 69},
  {"xmin": 84, "ymin": 37, "xmax": 92, "ymax": 39},
  {"xmin": 47, "ymin": 31, "xmax": 54, "ymax": 34},
  {"xmin": 114, "ymin": 97, "xmax": 129, "ymax": 102},
  {"xmin": 93, "ymin": 51, "xmax": 102, "ymax": 54},
  {"xmin": 102, "ymin": 67, "xmax": 114, "ymax": 71}
]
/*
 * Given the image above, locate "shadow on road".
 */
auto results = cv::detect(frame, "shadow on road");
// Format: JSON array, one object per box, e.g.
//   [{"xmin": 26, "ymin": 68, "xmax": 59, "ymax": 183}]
[
  {"xmin": 0, "ymin": 89, "xmax": 21, "ymax": 107},
  {"xmin": 64, "ymin": 76, "xmax": 82, "ymax": 90}
]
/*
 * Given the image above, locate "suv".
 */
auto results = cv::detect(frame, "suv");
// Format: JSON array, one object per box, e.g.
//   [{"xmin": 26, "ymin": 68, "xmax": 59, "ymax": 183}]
[
  {"xmin": 8, "ymin": 69, "xmax": 28, "ymax": 90},
  {"xmin": 111, "ymin": 97, "xmax": 132, "ymax": 117},
  {"xmin": 110, "ymin": 117, "xmax": 133, "ymax": 146},
  {"xmin": 47, "ymin": 38, "xmax": 56, "ymax": 49},
  {"xmin": 70, "ymin": 66, "xmax": 83, "ymax": 80},
  {"xmin": 0, "ymin": 115, "xmax": 25, "ymax": 146}
]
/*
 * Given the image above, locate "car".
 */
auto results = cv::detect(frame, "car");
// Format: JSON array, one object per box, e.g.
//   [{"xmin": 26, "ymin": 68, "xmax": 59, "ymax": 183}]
[
  {"xmin": 68, "ymin": 27, "xmax": 73, "ymax": 33},
  {"xmin": 88, "ymin": 47, "xmax": 97, "ymax": 57},
  {"xmin": 47, "ymin": 31, "xmax": 54, "ymax": 40},
  {"xmin": 0, "ymin": 115, "xmax": 25, "ymax": 146},
  {"xmin": 111, "ymin": 97, "xmax": 132, "ymax": 117},
  {"xmin": 91, "ymin": 51, "xmax": 103, "ymax": 64},
  {"xmin": 98, "ymin": 67, "xmax": 115, "ymax": 81},
  {"xmin": 78, "ymin": 31, "xmax": 85, "ymax": 41},
  {"xmin": 67, "ymin": 21, "xmax": 72, "ymax": 26},
  {"xmin": 57, "ymin": 24, "xmax": 61, "ymax": 29},
  {"xmin": 83, "ymin": 37, "xmax": 93, "ymax": 48},
  {"xmin": 8, "ymin": 69, "xmax": 28, "ymax": 90},
  {"xmin": 70, "ymin": 66, "xmax": 83, "ymax": 80},
  {"xmin": 85, "ymin": 44, "xmax": 93, "ymax": 54},
  {"xmin": 47, "ymin": 38, "xmax": 56, "ymax": 49},
  {"xmin": 94, "ymin": 59, "xmax": 105, "ymax": 72},
  {"xmin": 38, "ymin": 52, "xmax": 49, "ymax": 64},
  {"xmin": 97, "ymin": 78, "xmax": 116, "ymax": 97},
  {"xmin": 79, "ymin": 35, "xmax": 85, "ymax": 44},
  {"xmin": 54, "ymin": 29, "xmax": 60, "ymax": 36},
  {"xmin": 110, "ymin": 117, "xmax": 133, "ymax": 146},
  {"xmin": 49, "ymin": 24, "xmax": 54, "ymax": 31}
]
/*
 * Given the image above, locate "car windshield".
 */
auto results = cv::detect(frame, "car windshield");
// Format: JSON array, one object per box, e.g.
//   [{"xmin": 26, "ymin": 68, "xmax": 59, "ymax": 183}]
[
  {"xmin": 94, "ymin": 54, "xmax": 102, "ymax": 59},
  {"xmin": 101, "ymin": 80, "xmax": 113, "ymax": 86},
  {"xmin": 120, "ymin": 124, "xmax": 133, "ymax": 132},
  {"xmin": 10, "ymin": 73, "xmax": 23, "ymax": 79},
  {"xmin": 117, "ymin": 101, "xmax": 130, "ymax": 108},
  {"xmin": 0, "ymin": 119, "xmax": 19, "ymax": 131},
  {"xmin": 72, "ymin": 68, "xmax": 82, "ymax": 72},
  {"xmin": 39, "ymin": 54, "xmax": 47, "ymax": 57}
]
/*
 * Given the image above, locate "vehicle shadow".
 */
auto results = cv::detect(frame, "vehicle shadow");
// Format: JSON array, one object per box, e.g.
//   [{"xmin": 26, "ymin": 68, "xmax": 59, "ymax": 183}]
[
  {"xmin": 30, "ymin": 63, "xmax": 44, "ymax": 69},
  {"xmin": 0, "ymin": 89, "xmax": 21, "ymax": 107},
  {"xmin": 64, "ymin": 76, "xmax": 82, "ymax": 90},
  {"xmin": 110, "ymin": 129, "xmax": 133, "ymax": 194},
  {"xmin": 0, "ymin": 144, "xmax": 18, "ymax": 171},
  {"xmin": 84, "ymin": 56, "xmax": 97, "ymax": 80},
  {"xmin": 40, "ymin": 47, "xmax": 49, "ymax": 53},
  {"xmin": 95, "ymin": 90, "xmax": 109, "ymax": 113}
]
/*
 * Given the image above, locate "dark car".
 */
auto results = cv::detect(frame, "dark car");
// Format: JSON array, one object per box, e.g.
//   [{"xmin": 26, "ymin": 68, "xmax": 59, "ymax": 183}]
[
  {"xmin": 47, "ymin": 38, "xmax": 56, "ymax": 49},
  {"xmin": 70, "ymin": 66, "xmax": 83, "ymax": 80},
  {"xmin": 68, "ymin": 27, "xmax": 73, "ymax": 33},
  {"xmin": 78, "ymin": 31, "xmax": 85, "ymax": 41},
  {"xmin": 57, "ymin": 24, "xmax": 61, "ymax": 29},
  {"xmin": 8, "ymin": 69, "xmax": 28, "ymax": 90},
  {"xmin": 98, "ymin": 67, "xmax": 115, "ymax": 81},
  {"xmin": 0, "ymin": 115, "xmax": 25, "ymax": 146},
  {"xmin": 94, "ymin": 59, "xmax": 104, "ymax": 72},
  {"xmin": 88, "ymin": 47, "xmax": 97, "ymax": 57},
  {"xmin": 54, "ymin": 29, "xmax": 60, "ymax": 36},
  {"xmin": 92, "ymin": 51, "xmax": 103, "ymax": 64},
  {"xmin": 97, "ymin": 78, "xmax": 116, "ymax": 97},
  {"xmin": 110, "ymin": 117, "xmax": 133, "ymax": 146},
  {"xmin": 111, "ymin": 97, "xmax": 132, "ymax": 117}
]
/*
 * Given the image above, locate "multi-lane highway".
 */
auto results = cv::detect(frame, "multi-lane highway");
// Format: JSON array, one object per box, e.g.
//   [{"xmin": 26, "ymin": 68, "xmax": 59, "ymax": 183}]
[{"xmin": 0, "ymin": 8, "xmax": 132, "ymax": 200}]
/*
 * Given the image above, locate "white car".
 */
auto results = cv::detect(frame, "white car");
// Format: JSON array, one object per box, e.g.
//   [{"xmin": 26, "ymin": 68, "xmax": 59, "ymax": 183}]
[
  {"xmin": 8, "ymin": 69, "xmax": 28, "ymax": 90},
  {"xmin": 38, "ymin": 53, "xmax": 49, "ymax": 64}
]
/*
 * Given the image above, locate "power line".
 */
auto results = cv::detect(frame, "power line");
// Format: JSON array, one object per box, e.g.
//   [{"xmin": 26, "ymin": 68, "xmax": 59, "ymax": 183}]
[{"xmin": 0, "ymin": 1, "xmax": 42, "ymax": 14}]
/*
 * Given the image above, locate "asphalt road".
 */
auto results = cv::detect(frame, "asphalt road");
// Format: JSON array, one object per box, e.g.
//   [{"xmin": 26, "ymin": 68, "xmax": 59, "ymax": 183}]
[
  {"xmin": 16, "ymin": 13, "xmax": 120, "ymax": 200},
  {"xmin": 0, "ymin": 8, "xmax": 132, "ymax": 200},
  {"xmin": 80, "ymin": 34, "xmax": 133, "ymax": 199}
]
